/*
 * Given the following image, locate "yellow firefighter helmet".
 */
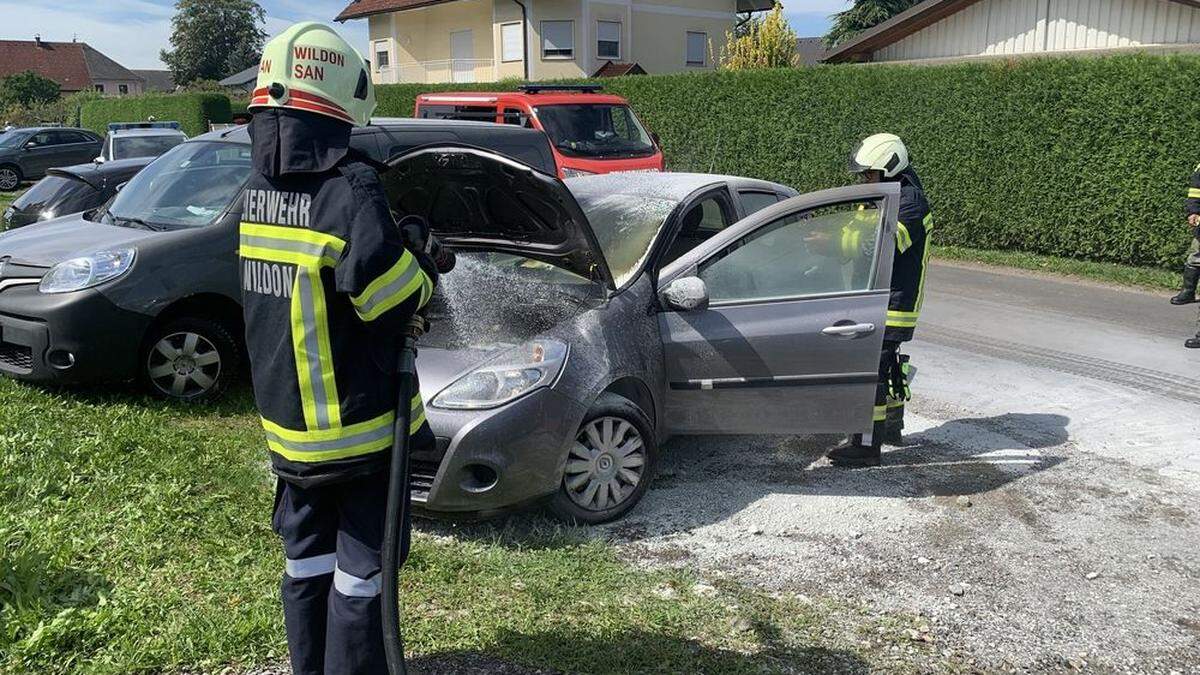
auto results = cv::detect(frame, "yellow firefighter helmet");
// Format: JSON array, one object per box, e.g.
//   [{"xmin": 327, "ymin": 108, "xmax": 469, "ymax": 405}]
[{"xmin": 249, "ymin": 22, "xmax": 376, "ymax": 127}]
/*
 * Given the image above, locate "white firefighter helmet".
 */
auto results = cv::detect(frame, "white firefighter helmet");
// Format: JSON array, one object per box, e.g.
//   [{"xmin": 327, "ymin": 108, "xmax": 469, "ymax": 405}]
[
  {"xmin": 849, "ymin": 133, "xmax": 910, "ymax": 178},
  {"xmin": 249, "ymin": 22, "xmax": 376, "ymax": 127}
]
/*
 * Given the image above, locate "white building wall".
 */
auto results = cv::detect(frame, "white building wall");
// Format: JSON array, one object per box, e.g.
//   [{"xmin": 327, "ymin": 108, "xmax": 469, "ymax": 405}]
[{"xmin": 875, "ymin": 0, "xmax": 1200, "ymax": 61}]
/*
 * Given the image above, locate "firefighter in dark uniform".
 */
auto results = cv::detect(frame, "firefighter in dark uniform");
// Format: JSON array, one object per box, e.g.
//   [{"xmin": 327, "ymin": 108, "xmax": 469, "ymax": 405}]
[
  {"xmin": 1175, "ymin": 164, "xmax": 1200, "ymax": 347},
  {"xmin": 827, "ymin": 133, "xmax": 932, "ymax": 467},
  {"xmin": 239, "ymin": 23, "xmax": 438, "ymax": 674}
]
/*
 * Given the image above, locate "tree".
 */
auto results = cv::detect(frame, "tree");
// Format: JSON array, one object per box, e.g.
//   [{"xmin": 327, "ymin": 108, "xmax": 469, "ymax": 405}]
[
  {"xmin": 0, "ymin": 70, "xmax": 61, "ymax": 108},
  {"xmin": 825, "ymin": 0, "xmax": 920, "ymax": 48},
  {"xmin": 161, "ymin": 0, "xmax": 267, "ymax": 86},
  {"xmin": 721, "ymin": 3, "xmax": 799, "ymax": 71}
]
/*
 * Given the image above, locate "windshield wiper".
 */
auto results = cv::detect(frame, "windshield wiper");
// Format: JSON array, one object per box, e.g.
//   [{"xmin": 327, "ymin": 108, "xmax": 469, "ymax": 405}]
[{"xmin": 109, "ymin": 213, "xmax": 164, "ymax": 231}]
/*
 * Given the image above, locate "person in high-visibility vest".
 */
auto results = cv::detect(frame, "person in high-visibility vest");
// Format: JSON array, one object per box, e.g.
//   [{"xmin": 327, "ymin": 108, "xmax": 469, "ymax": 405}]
[
  {"xmin": 1171, "ymin": 163, "xmax": 1200, "ymax": 308},
  {"xmin": 239, "ymin": 23, "xmax": 438, "ymax": 674},
  {"xmin": 827, "ymin": 133, "xmax": 933, "ymax": 467}
]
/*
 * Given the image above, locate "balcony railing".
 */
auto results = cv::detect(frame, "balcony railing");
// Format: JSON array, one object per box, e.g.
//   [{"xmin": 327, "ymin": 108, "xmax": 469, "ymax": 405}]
[{"xmin": 376, "ymin": 59, "xmax": 495, "ymax": 84}]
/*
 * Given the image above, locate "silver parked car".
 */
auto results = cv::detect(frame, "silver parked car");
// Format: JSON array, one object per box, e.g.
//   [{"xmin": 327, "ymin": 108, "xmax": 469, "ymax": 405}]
[{"xmin": 388, "ymin": 148, "xmax": 902, "ymax": 523}]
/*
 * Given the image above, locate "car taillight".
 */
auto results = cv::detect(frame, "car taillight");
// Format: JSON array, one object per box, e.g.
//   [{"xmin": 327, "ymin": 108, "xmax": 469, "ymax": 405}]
[{"xmin": 561, "ymin": 167, "xmax": 596, "ymax": 179}]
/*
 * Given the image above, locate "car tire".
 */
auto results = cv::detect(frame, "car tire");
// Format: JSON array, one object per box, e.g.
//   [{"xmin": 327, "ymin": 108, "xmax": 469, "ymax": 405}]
[
  {"xmin": 549, "ymin": 392, "xmax": 658, "ymax": 525},
  {"xmin": 139, "ymin": 317, "xmax": 241, "ymax": 402},
  {"xmin": 0, "ymin": 165, "xmax": 22, "ymax": 191}
]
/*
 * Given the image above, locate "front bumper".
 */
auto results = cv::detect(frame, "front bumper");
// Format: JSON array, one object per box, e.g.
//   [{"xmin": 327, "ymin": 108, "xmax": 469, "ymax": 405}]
[
  {"xmin": 0, "ymin": 284, "xmax": 151, "ymax": 384},
  {"xmin": 414, "ymin": 386, "xmax": 588, "ymax": 517}
]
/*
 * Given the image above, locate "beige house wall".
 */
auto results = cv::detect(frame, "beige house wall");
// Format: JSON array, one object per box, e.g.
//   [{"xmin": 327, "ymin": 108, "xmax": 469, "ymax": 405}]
[
  {"xmin": 93, "ymin": 79, "xmax": 144, "ymax": 96},
  {"xmin": 365, "ymin": 0, "xmax": 734, "ymax": 82}
]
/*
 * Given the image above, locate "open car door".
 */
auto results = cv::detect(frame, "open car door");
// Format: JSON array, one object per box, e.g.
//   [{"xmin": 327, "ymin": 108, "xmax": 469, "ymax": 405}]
[
  {"xmin": 656, "ymin": 183, "xmax": 900, "ymax": 435},
  {"xmin": 380, "ymin": 145, "xmax": 613, "ymax": 289}
]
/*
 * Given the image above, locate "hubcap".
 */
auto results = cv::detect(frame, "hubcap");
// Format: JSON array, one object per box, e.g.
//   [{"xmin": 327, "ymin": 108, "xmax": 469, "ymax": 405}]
[
  {"xmin": 564, "ymin": 416, "xmax": 646, "ymax": 512},
  {"xmin": 0, "ymin": 169, "xmax": 17, "ymax": 190},
  {"xmin": 147, "ymin": 331, "xmax": 221, "ymax": 399}
]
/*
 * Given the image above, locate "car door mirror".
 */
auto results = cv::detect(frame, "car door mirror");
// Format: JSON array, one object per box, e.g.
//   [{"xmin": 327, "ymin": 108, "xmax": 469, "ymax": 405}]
[
  {"xmin": 22, "ymin": 141, "xmax": 36, "ymax": 151},
  {"xmin": 660, "ymin": 275, "xmax": 709, "ymax": 312}
]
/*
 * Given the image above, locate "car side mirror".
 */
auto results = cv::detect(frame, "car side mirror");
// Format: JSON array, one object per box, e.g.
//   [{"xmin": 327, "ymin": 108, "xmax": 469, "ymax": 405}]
[
  {"xmin": 22, "ymin": 141, "xmax": 35, "ymax": 151},
  {"xmin": 660, "ymin": 276, "xmax": 709, "ymax": 312}
]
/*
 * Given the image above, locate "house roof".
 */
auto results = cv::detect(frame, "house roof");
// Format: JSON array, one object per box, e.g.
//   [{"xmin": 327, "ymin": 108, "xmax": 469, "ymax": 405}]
[
  {"xmin": 592, "ymin": 61, "xmax": 647, "ymax": 77},
  {"xmin": 219, "ymin": 65, "xmax": 260, "ymax": 87},
  {"xmin": 796, "ymin": 37, "xmax": 828, "ymax": 66},
  {"xmin": 337, "ymin": 0, "xmax": 771, "ymax": 20},
  {"xmin": 134, "ymin": 69, "xmax": 175, "ymax": 92},
  {"xmin": 823, "ymin": 0, "xmax": 1200, "ymax": 63},
  {"xmin": 0, "ymin": 39, "xmax": 141, "ymax": 91}
]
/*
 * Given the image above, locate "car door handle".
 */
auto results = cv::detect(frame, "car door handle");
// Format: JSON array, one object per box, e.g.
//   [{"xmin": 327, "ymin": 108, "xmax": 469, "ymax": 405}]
[{"xmin": 821, "ymin": 322, "xmax": 875, "ymax": 337}]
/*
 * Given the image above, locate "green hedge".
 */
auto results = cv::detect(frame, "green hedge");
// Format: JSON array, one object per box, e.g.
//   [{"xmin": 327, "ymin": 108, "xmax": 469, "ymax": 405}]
[
  {"xmin": 80, "ymin": 93, "xmax": 233, "ymax": 138},
  {"xmin": 377, "ymin": 54, "xmax": 1200, "ymax": 269}
]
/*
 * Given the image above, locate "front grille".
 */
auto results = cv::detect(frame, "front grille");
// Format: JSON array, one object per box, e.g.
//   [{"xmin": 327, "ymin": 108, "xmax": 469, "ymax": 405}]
[
  {"xmin": 0, "ymin": 343, "xmax": 33, "ymax": 372},
  {"xmin": 409, "ymin": 459, "xmax": 440, "ymax": 501}
]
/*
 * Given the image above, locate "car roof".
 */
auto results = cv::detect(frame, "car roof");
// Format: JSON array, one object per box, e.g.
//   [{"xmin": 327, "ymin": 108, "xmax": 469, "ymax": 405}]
[
  {"xmin": 419, "ymin": 91, "xmax": 630, "ymax": 106},
  {"xmin": 566, "ymin": 172, "xmax": 794, "ymax": 203},
  {"xmin": 110, "ymin": 128, "xmax": 187, "ymax": 137},
  {"xmin": 192, "ymin": 117, "xmax": 552, "ymax": 145},
  {"xmin": 14, "ymin": 126, "xmax": 94, "ymax": 134}
]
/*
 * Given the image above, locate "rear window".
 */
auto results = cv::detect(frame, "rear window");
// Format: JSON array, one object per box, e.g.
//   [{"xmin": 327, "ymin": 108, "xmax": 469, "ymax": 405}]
[
  {"xmin": 13, "ymin": 175, "xmax": 95, "ymax": 210},
  {"xmin": 113, "ymin": 134, "xmax": 185, "ymax": 160}
]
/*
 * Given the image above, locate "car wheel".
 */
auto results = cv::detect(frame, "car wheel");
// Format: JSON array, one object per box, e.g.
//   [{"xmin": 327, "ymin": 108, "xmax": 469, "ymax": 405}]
[
  {"xmin": 0, "ymin": 165, "xmax": 21, "ymax": 191},
  {"xmin": 139, "ymin": 317, "xmax": 240, "ymax": 402},
  {"xmin": 549, "ymin": 392, "xmax": 658, "ymax": 525}
]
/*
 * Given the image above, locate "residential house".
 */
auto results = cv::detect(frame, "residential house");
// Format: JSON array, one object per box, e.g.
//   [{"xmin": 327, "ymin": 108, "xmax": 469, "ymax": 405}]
[
  {"xmin": 824, "ymin": 0, "xmax": 1200, "ymax": 63},
  {"xmin": 219, "ymin": 65, "xmax": 260, "ymax": 93},
  {"xmin": 0, "ymin": 37, "xmax": 144, "ymax": 95},
  {"xmin": 796, "ymin": 36, "xmax": 828, "ymax": 65},
  {"xmin": 134, "ymin": 69, "xmax": 177, "ymax": 93},
  {"xmin": 335, "ymin": 0, "xmax": 771, "ymax": 83}
]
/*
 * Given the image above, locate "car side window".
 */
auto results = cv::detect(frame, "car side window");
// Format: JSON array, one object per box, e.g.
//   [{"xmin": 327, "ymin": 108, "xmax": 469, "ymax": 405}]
[
  {"xmin": 739, "ymin": 190, "xmax": 781, "ymax": 216},
  {"xmin": 699, "ymin": 200, "xmax": 882, "ymax": 304},
  {"xmin": 28, "ymin": 132, "xmax": 54, "ymax": 147},
  {"xmin": 659, "ymin": 192, "xmax": 734, "ymax": 268},
  {"xmin": 49, "ymin": 131, "xmax": 77, "ymax": 145}
]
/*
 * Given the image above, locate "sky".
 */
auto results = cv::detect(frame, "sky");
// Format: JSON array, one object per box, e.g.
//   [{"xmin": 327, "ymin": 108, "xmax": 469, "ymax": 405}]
[{"xmin": 0, "ymin": 0, "xmax": 843, "ymax": 70}]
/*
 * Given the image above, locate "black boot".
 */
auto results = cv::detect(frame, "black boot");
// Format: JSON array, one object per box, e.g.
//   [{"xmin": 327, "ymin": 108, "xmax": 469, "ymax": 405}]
[
  {"xmin": 827, "ymin": 433, "xmax": 882, "ymax": 468},
  {"xmin": 883, "ymin": 406, "xmax": 904, "ymax": 445},
  {"xmin": 1170, "ymin": 266, "xmax": 1200, "ymax": 305},
  {"xmin": 1187, "ymin": 334, "xmax": 1200, "ymax": 349}
]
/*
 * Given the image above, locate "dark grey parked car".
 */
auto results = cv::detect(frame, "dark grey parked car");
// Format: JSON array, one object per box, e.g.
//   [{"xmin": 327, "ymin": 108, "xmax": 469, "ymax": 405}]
[
  {"xmin": 4, "ymin": 158, "xmax": 152, "ymax": 230},
  {"xmin": 381, "ymin": 150, "xmax": 902, "ymax": 523},
  {"xmin": 0, "ymin": 120, "xmax": 557, "ymax": 399},
  {"xmin": 0, "ymin": 127, "xmax": 104, "ymax": 191}
]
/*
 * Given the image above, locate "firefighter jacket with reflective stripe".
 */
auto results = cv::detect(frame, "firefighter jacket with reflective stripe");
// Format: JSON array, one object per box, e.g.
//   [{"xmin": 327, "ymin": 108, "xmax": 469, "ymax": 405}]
[
  {"xmin": 240, "ymin": 110, "xmax": 437, "ymax": 486},
  {"xmin": 1187, "ymin": 164, "xmax": 1200, "ymax": 217},
  {"xmin": 885, "ymin": 168, "xmax": 933, "ymax": 342}
]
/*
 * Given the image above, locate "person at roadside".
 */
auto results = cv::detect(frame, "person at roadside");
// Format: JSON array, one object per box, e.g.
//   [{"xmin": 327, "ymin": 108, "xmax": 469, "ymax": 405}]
[
  {"xmin": 239, "ymin": 22, "xmax": 438, "ymax": 674},
  {"xmin": 1170, "ymin": 163, "xmax": 1200, "ymax": 307},
  {"xmin": 826, "ymin": 133, "xmax": 932, "ymax": 467}
]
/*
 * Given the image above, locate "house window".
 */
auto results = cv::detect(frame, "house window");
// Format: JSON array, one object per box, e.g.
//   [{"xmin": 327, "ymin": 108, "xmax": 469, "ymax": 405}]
[
  {"xmin": 597, "ymin": 21, "xmax": 620, "ymax": 60},
  {"xmin": 118, "ymin": 84, "xmax": 129, "ymax": 95},
  {"xmin": 501, "ymin": 22, "xmax": 523, "ymax": 62},
  {"xmin": 541, "ymin": 20, "xmax": 574, "ymax": 59},
  {"xmin": 94, "ymin": 84, "xmax": 105, "ymax": 93},
  {"xmin": 686, "ymin": 31, "xmax": 707, "ymax": 67},
  {"xmin": 372, "ymin": 40, "xmax": 391, "ymax": 69}
]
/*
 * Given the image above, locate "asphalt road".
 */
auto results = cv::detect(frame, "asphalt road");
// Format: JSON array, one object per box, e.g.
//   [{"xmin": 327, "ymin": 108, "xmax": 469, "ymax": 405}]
[{"xmin": 611, "ymin": 261, "xmax": 1200, "ymax": 671}]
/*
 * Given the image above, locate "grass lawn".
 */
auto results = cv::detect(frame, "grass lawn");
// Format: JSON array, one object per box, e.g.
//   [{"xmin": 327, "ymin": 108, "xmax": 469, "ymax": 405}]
[{"xmin": 0, "ymin": 379, "xmax": 938, "ymax": 674}]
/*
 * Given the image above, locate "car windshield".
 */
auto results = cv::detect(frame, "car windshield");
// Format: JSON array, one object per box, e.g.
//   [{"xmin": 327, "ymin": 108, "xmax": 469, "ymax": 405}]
[
  {"xmin": 0, "ymin": 131, "xmax": 29, "ymax": 149},
  {"xmin": 100, "ymin": 141, "xmax": 251, "ymax": 230},
  {"xmin": 535, "ymin": 104, "xmax": 655, "ymax": 159},
  {"xmin": 113, "ymin": 134, "xmax": 185, "ymax": 160},
  {"xmin": 570, "ymin": 181, "xmax": 679, "ymax": 287}
]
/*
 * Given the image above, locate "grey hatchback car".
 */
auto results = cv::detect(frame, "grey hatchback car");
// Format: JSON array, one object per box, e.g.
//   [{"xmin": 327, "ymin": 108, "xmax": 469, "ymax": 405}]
[
  {"xmin": 386, "ymin": 148, "xmax": 902, "ymax": 523},
  {"xmin": 0, "ymin": 127, "xmax": 104, "ymax": 190}
]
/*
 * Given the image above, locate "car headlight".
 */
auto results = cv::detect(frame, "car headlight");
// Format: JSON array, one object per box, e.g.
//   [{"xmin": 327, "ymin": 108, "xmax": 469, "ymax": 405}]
[
  {"xmin": 561, "ymin": 167, "xmax": 595, "ymax": 179},
  {"xmin": 39, "ymin": 248, "xmax": 136, "ymax": 294},
  {"xmin": 431, "ymin": 339, "xmax": 568, "ymax": 410}
]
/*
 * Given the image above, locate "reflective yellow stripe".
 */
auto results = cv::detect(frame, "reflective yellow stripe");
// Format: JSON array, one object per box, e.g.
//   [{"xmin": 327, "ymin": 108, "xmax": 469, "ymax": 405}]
[
  {"xmin": 886, "ymin": 399, "xmax": 906, "ymax": 409},
  {"xmin": 872, "ymin": 405, "xmax": 888, "ymax": 421},
  {"xmin": 240, "ymin": 222, "xmax": 345, "ymax": 268},
  {"xmin": 914, "ymin": 215, "xmax": 934, "ymax": 311},
  {"xmin": 290, "ymin": 270, "xmax": 320, "ymax": 429},
  {"xmin": 350, "ymin": 250, "xmax": 430, "ymax": 322},
  {"xmin": 1189, "ymin": 188, "xmax": 1200, "ymax": 199},
  {"xmin": 887, "ymin": 310, "xmax": 919, "ymax": 328},
  {"xmin": 310, "ymin": 271, "xmax": 341, "ymax": 428},
  {"xmin": 263, "ymin": 394, "xmax": 426, "ymax": 463},
  {"xmin": 895, "ymin": 222, "xmax": 913, "ymax": 254},
  {"xmin": 241, "ymin": 222, "xmax": 346, "ymax": 253}
]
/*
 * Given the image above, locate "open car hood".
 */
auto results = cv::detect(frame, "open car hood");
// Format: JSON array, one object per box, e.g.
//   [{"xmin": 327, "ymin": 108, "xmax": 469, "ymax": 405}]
[{"xmin": 382, "ymin": 145, "xmax": 614, "ymax": 289}]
